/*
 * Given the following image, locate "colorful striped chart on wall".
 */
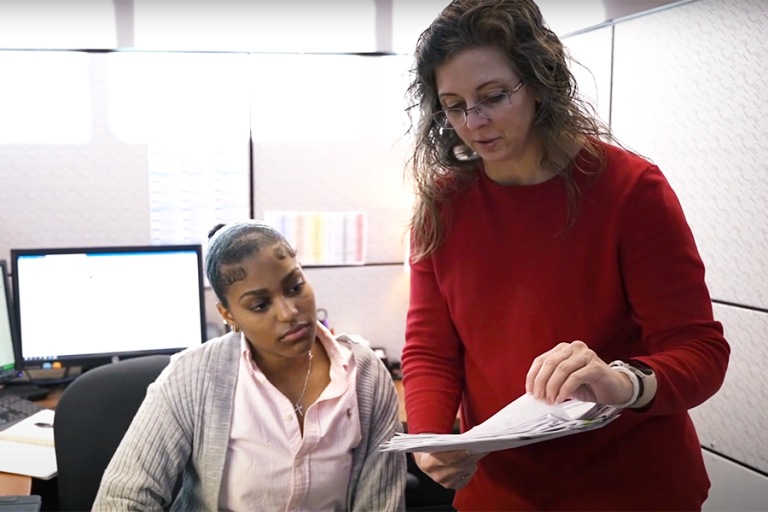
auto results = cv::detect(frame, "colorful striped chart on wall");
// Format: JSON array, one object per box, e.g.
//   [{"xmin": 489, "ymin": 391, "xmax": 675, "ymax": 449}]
[{"xmin": 263, "ymin": 211, "xmax": 367, "ymax": 266}]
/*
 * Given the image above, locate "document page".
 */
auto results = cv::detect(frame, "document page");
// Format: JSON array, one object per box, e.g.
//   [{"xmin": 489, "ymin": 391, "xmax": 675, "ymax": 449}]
[{"xmin": 381, "ymin": 394, "xmax": 620, "ymax": 454}]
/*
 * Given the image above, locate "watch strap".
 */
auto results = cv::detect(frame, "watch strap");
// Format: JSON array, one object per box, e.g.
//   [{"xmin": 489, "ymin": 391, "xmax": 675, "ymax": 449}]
[
  {"xmin": 609, "ymin": 365, "xmax": 640, "ymax": 408},
  {"xmin": 609, "ymin": 359, "xmax": 657, "ymax": 409}
]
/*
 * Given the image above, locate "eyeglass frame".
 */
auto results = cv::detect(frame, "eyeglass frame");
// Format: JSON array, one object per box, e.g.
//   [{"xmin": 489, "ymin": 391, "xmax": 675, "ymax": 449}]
[{"xmin": 432, "ymin": 79, "xmax": 525, "ymax": 129}]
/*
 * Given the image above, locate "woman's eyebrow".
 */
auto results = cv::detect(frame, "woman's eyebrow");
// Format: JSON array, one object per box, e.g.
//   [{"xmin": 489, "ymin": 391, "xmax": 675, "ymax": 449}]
[
  {"xmin": 238, "ymin": 267, "xmax": 301, "ymax": 301},
  {"xmin": 438, "ymin": 80, "xmax": 509, "ymax": 99}
]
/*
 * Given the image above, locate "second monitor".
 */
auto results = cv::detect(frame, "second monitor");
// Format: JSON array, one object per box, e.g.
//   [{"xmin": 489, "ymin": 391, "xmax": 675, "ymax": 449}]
[
  {"xmin": 0, "ymin": 260, "xmax": 18, "ymax": 383},
  {"xmin": 11, "ymin": 245, "xmax": 207, "ymax": 370}
]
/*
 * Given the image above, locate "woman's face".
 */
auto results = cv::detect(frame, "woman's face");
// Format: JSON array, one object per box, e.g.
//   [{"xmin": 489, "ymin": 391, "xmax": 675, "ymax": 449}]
[
  {"xmin": 217, "ymin": 244, "xmax": 317, "ymax": 361},
  {"xmin": 435, "ymin": 46, "xmax": 540, "ymax": 168}
]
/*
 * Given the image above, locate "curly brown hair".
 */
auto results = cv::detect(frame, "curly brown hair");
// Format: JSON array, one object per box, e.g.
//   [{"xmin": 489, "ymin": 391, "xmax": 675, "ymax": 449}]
[{"xmin": 405, "ymin": 0, "xmax": 612, "ymax": 261}]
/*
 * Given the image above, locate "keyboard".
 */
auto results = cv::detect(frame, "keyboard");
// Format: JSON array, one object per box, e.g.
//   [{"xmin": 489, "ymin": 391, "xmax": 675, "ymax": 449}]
[
  {"xmin": 0, "ymin": 395, "xmax": 46, "ymax": 432},
  {"xmin": 0, "ymin": 384, "xmax": 51, "ymax": 401}
]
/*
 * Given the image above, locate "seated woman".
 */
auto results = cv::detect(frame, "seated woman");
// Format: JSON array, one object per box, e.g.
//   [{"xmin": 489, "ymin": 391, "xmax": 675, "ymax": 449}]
[{"xmin": 93, "ymin": 220, "xmax": 406, "ymax": 511}]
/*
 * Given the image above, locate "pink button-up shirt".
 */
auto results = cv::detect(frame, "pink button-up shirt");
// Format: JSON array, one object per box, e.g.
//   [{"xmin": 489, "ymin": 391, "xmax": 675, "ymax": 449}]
[{"xmin": 218, "ymin": 323, "xmax": 362, "ymax": 512}]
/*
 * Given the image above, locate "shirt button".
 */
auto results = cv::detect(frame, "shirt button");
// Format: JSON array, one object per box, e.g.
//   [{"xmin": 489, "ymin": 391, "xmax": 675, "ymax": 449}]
[{"xmin": 285, "ymin": 414, "xmax": 293, "ymax": 422}]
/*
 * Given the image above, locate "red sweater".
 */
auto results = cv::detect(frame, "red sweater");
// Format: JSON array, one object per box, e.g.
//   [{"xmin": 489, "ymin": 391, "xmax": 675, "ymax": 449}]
[{"xmin": 402, "ymin": 142, "xmax": 730, "ymax": 511}]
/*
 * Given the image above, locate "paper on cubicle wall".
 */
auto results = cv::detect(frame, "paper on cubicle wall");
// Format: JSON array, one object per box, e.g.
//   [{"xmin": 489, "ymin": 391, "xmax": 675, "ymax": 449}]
[
  {"xmin": 380, "ymin": 393, "xmax": 620, "ymax": 454},
  {"xmin": 263, "ymin": 211, "xmax": 367, "ymax": 266}
]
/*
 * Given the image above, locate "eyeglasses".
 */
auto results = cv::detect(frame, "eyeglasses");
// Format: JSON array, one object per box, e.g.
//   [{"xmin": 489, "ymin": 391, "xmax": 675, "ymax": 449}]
[{"xmin": 432, "ymin": 79, "xmax": 525, "ymax": 129}]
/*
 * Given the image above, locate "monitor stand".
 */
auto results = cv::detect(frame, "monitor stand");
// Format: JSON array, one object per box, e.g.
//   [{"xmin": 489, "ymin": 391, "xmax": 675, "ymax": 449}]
[{"xmin": 0, "ymin": 383, "xmax": 51, "ymax": 401}]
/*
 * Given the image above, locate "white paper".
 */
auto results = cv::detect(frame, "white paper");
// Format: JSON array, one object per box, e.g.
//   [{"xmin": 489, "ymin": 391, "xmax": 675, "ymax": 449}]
[
  {"xmin": 148, "ymin": 141, "xmax": 250, "ymax": 246},
  {"xmin": 0, "ymin": 409, "xmax": 57, "ymax": 479},
  {"xmin": 466, "ymin": 393, "xmax": 569, "ymax": 436},
  {"xmin": 380, "ymin": 394, "xmax": 620, "ymax": 454},
  {"xmin": 263, "ymin": 211, "xmax": 367, "ymax": 266}
]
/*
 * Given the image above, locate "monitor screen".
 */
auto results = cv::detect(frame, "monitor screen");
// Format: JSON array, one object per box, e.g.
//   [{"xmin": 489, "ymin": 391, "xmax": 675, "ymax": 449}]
[
  {"xmin": 11, "ymin": 245, "xmax": 206, "ymax": 368},
  {"xmin": 0, "ymin": 260, "xmax": 18, "ymax": 381}
]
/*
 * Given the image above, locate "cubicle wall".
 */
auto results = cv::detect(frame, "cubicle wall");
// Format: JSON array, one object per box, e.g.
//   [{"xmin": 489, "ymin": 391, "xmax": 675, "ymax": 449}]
[
  {"xmin": 249, "ymin": 53, "xmax": 414, "ymax": 359},
  {"xmin": 250, "ymin": 54, "xmax": 414, "ymax": 265},
  {"xmin": 249, "ymin": 53, "xmax": 415, "ymax": 359},
  {"xmin": 610, "ymin": 0, "xmax": 768, "ymax": 309},
  {"xmin": 0, "ymin": 53, "xmax": 152, "ymax": 253},
  {"xmin": 576, "ymin": 0, "xmax": 768, "ymax": 507},
  {"xmin": 561, "ymin": 25, "xmax": 613, "ymax": 128},
  {"xmin": 0, "ymin": 50, "xmax": 413, "ymax": 359},
  {"xmin": 0, "ymin": 51, "xmax": 252, "ymax": 258},
  {"xmin": 609, "ymin": 0, "xmax": 768, "ymax": 476}
]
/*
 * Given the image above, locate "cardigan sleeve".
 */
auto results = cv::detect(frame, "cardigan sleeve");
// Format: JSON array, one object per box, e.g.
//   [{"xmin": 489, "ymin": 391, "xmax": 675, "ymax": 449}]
[
  {"xmin": 401, "ymin": 249, "xmax": 465, "ymax": 435},
  {"xmin": 92, "ymin": 357, "xmax": 193, "ymax": 511},
  {"xmin": 617, "ymin": 165, "xmax": 730, "ymax": 415},
  {"xmin": 350, "ymin": 348, "xmax": 406, "ymax": 512}
]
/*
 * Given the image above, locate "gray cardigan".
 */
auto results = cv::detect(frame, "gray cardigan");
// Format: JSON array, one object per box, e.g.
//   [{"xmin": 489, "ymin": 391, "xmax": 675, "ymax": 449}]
[{"xmin": 92, "ymin": 332, "xmax": 406, "ymax": 511}]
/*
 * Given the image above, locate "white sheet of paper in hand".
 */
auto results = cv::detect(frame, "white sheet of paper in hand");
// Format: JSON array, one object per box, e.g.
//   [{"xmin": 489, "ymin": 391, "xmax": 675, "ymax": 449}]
[
  {"xmin": 466, "ymin": 393, "xmax": 569, "ymax": 436},
  {"xmin": 379, "ymin": 393, "xmax": 621, "ymax": 454}
]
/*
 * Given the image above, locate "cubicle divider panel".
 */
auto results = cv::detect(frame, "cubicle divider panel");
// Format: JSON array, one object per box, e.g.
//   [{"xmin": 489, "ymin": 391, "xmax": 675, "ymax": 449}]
[
  {"xmin": 0, "ymin": 51, "xmax": 253, "ymax": 263},
  {"xmin": 610, "ymin": 0, "xmax": 768, "ymax": 477},
  {"xmin": 302, "ymin": 265, "xmax": 410, "ymax": 363},
  {"xmin": 611, "ymin": 0, "xmax": 768, "ymax": 310},
  {"xmin": 562, "ymin": 25, "xmax": 614, "ymax": 129},
  {"xmin": 0, "ymin": 53, "xmax": 150, "ymax": 263},
  {"xmin": 691, "ymin": 303, "xmax": 768, "ymax": 474},
  {"xmin": 250, "ymin": 53, "xmax": 415, "ymax": 265}
]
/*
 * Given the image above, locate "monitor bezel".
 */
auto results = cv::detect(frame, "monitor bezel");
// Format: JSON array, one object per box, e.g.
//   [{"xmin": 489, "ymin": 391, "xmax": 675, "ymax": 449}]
[
  {"xmin": 10, "ymin": 244, "xmax": 207, "ymax": 369},
  {"xmin": 0, "ymin": 260, "xmax": 20, "ymax": 381}
]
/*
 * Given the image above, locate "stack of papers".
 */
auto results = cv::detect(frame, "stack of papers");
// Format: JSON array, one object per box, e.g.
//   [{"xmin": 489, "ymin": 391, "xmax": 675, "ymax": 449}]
[{"xmin": 381, "ymin": 393, "xmax": 620, "ymax": 454}]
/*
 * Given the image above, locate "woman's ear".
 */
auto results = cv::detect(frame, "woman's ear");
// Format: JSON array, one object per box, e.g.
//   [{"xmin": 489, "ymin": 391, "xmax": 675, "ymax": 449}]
[
  {"xmin": 528, "ymin": 82, "xmax": 544, "ymax": 105},
  {"xmin": 217, "ymin": 302, "xmax": 238, "ymax": 331}
]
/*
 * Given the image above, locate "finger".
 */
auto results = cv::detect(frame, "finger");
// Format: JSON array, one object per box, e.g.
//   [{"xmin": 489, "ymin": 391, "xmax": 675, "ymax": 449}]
[
  {"xmin": 544, "ymin": 353, "xmax": 590, "ymax": 404},
  {"xmin": 532, "ymin": 346, "xmax": 574, "ymax": 400},
  {"xmin": 431, "ymin": 450, "xmax": 471, "ymax": 465},
  {"xmin": 525, "ymin": 342, "xmax": 569, "ymax": 393},
  {"xmin": 421, "ymin": 460, "xmax": 473, "ymax": 489},
  {"xmin": 555, "ymin": 364, "xmax": 598, "ymax": 403},
  {"xmin": 466, "ymin": 452, "xmax": 488, "ymax": 465},
  {"xmin": 525, "ymin": 357, "xmax": 543, "ymax": 394},
  {"xmin": 443, "ymin": 465, "xmax": 478, "ymax": 491},
  {"xmin": 416, "ymin": 450, "xmax": 472, "ymax": 474},
  {"xmin": 571, "ymin": 339, "xmax": 587, "ymax": 350}
]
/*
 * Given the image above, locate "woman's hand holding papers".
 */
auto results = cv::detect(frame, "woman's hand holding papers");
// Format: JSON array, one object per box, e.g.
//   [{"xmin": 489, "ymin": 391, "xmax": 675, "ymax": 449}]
[
  {"xmin": 525, "ymin": 341, "xmax": 634, "ymax": 406},
  {"xmin": 413, "ymin": 450, "xmax": 487, "ymax": 490}
]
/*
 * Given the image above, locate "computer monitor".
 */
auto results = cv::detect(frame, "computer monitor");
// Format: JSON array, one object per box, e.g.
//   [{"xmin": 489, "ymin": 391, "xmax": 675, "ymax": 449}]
[
  {"xmin": 0, "ymin": 260, "xmax": 19, "ymax": 382},
  {"xmin": 11, "ymin": 245, "xmax": 206, "ymax": 370}
]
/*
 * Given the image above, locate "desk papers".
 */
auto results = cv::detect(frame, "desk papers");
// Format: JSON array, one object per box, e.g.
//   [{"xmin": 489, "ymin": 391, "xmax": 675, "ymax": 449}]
[
  {"xmin": 380, "ymin": 394, "xmax": 620, "ymax": 454},
  {"xmin": 0, "ymin": 410, "xmax": 57, "ymax": 479}
]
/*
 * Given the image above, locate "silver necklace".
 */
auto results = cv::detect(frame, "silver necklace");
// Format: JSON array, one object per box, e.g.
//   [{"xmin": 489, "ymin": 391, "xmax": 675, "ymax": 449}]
[{"xmin": 293, "ymin": 351, "xmax": 313, "ymax": 417}]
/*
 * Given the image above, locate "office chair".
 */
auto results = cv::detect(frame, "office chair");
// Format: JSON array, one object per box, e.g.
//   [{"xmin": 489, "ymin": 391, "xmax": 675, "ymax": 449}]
[{"xmin": 53, "ymin": 355, "xmax": 172, "ymax": 512}]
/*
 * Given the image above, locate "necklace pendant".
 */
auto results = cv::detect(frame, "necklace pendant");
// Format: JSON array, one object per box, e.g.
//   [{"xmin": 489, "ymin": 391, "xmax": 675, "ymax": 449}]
[{"xmin": 294, "ymin": 403, "xmax": 304, "ymax": 416}]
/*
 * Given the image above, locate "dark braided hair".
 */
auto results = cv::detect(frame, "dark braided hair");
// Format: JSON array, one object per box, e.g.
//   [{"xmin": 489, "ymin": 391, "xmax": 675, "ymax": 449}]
[{"xmin": 206, "ymin": 221, "xmax": 296, "ymax": 307}]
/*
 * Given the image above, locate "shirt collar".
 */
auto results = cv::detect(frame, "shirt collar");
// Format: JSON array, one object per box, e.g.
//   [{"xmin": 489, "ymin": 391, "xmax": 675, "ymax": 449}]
[
  {"xmin": 239, "ymin": 321, "xmax": 353, "ymax": 376},
  {"xmin": 314, "ymin": 321, "xmax": 353, "ymax": 372}
]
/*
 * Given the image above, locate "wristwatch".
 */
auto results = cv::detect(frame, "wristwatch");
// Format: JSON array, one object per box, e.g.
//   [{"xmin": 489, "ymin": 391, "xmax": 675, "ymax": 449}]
[{"xmin": 609, "ymin": 359, "xmax": 657, "ymax": 409}]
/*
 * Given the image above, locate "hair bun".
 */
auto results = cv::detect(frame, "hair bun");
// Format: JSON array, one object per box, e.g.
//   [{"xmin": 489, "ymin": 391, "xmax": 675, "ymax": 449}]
[{"xmin": 207, "ymin": 223, "xmax": 227, "ymax": 240}]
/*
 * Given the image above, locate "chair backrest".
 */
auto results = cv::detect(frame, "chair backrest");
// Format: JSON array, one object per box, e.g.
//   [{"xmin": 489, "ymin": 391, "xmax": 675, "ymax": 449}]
[{"xmin": 53, "ymin": 355, "xmax": 171, "ymax": 512}]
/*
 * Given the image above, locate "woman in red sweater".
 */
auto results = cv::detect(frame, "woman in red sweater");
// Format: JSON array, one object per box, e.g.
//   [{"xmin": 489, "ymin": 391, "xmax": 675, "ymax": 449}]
[{"xmin": 400, "ymin": 0, "xmax": 730, "ymax": 510}]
